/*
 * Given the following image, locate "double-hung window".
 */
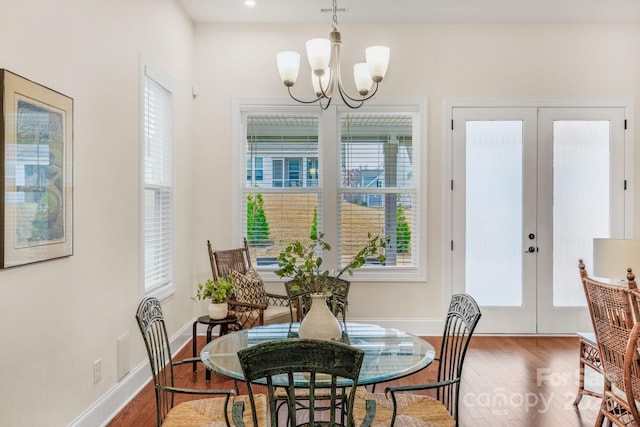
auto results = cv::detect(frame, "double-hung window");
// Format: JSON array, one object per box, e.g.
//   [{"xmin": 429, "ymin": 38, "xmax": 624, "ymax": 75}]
[
  {"xmin": 237, "ymin": 101, "xmax": 425, "ymax": 281},
  {"xmin": 141, "ymin": 58, "xmax": 174, "ymax": 296}
]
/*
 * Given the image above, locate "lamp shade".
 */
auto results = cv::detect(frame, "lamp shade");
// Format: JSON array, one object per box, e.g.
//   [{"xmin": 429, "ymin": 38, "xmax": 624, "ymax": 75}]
[
  {"xmin": 593, "ymin": 238, "xmax": 640, "ymax": 280},
  {"xmin": 306, "ymin": 38, "xmax": 331, "ymax": 74},
  {"xmin": 277, "ymin": 51, "xmax": 300, "ymax": 86},
  {"xmin": 353, "ymin": 63, "xmax": 372, "ymax": 95},
  {"xmin": 365, "ymin": 46, "xmax": 390, "ymax": 82}
]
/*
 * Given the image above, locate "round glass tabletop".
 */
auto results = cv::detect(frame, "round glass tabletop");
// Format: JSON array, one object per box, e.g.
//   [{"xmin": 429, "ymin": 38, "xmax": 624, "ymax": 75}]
[{"xmin": 201, "ymin": 321, "xmax": 435, "ymax": 386}]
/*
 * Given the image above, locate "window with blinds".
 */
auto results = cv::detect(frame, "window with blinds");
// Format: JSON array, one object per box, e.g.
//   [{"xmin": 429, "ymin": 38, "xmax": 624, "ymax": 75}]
[
  {"xmin": 142, "ymin": 63, "xmax": 174, "ymax": 294},
  {"xmin": 339, "ymin": 112, "xmax": 416, "ymax": 268},
  {"xmin": 240, "ymin": 104, "xmax": 422, "ymax": 280},
  {"xmin": 244, "ymin": 113, "xmax": 321, "ymax": 265}
]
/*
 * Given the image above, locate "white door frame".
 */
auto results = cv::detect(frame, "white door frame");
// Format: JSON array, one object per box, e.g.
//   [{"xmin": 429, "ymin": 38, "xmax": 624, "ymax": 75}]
[{"xmin": 442, "ymin": 98, "xmax": 634, "ymax": 334}]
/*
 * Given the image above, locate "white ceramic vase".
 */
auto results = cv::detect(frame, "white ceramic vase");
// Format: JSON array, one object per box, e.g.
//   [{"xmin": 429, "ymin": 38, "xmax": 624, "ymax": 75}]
[
  {"xmin": 298, "ymin": 293, "xmax": 342, "ymax": 341},
  {"xmin": 208, "ymin": 302, "xmax": 228, "ymax": 320}
]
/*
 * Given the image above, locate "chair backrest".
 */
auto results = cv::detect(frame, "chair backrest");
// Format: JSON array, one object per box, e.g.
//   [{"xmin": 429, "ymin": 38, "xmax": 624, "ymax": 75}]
[
  {"xmin": 135, "ymin": 296, "xmax": 176, "ymax": 426},
  {"xmin": 237, "ymin": 338, "xmax": 366, "ymax": 427},
  {"xmin": 580, "ymin": 260, "xmax": 640, "ymax": 419},
  {"xmin": 208, "ymin": 238, "xmax": 253, "ymax": 280},
  {"xmin": 624, "ymin": 321, "xmax": 640, "ymax": 423},
  {"xmin": 285, "ymin": 277, "xmax": 350, "ymax": 322},
  {"xmin": 436, "ymin": 293, "xmax": 482, "ymax": 422}
]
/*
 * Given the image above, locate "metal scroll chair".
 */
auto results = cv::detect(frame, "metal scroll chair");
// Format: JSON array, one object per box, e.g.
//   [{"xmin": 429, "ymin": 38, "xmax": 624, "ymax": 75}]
[
  {"xmin": 353, "ymin": 294, "xmax": 481, "ymax": 427},
  {"xmin": 580, "ymin": 261, "xmax": 640, "ymax": 426},
  {"xmin": 208, "ymin": 239, "xmax": 291, "ymax": 329},
  {"xmin": 233, "ymin": 338, "xmax": 377, "ymax": 427},
  {"xmin": 135, "ymin": 296, "xmax": 266, "ymax": 427},
  {"xmin": 285, "ymin": 277, "xmax": 350, "ymax": 323}
]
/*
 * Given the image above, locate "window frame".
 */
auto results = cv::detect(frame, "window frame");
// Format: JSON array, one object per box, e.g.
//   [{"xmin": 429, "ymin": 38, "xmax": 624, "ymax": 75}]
[
  {"xmin": 231, "ymin": 98, "xmax": 427, "ymax": 283},
  {"xmin": 140, "ymin": 55, "xmax": 176, "ymax": 299}
]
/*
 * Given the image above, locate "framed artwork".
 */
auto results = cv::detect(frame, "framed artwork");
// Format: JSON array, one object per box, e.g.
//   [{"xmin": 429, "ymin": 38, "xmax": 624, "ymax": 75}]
[{"xmin": 0, "ymin": 70, "xmax": 73, "ymax": 268}]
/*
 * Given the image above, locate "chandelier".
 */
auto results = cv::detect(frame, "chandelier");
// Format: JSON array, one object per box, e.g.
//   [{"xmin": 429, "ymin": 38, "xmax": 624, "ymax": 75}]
[{"xmin": 276, "ymin": 0, "xmax": 390, "ymax": 110}]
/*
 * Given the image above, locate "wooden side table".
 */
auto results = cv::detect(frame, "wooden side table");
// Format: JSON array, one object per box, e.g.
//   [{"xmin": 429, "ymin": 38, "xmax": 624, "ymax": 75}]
[
  {"xmin": 192, "ymin": 314, "xmax": 238, "ymax": 381},
  {"xmin": 573, "ymin": 331, "xmax": 603, "ymax": 406}
]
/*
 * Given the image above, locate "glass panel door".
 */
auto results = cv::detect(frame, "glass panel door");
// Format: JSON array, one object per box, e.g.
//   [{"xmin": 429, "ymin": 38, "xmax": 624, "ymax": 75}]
[
  {"xmin": 452, "ymin": 108, "xmax": 538, "ymax": 333},
  {"xmin": 537, "ymin": 108, "xmax": 625, "ymax": 333},
  {"xmin": 452, "ymin": 106, "xmax": 626, "ymax": 334}
]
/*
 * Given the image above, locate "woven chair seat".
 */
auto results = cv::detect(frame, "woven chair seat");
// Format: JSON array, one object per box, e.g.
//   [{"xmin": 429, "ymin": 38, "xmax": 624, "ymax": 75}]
[
  {"xmin": 353, "ymin": 392, "xmax": 455, "ymax": 427},
  {"xmin": 164, "ymin": 394, "xmax": 267, "ymax": 427}
]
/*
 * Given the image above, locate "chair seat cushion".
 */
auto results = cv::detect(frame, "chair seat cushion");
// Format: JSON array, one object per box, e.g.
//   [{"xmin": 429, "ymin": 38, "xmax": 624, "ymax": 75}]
[
  {"xmin": 353, "ymin": 392, "xmax": 455, "ymax": 427},
  {"xmin": 236, "ymin": 305, "xmax": 292, "ymax": 329},
  {"xmin": 264, "ymin": 306, "xmax": 291, "ymax": 323},
  {"xmin": 163, "ymin": 394, "xmax": 266, "ymax": 427}
]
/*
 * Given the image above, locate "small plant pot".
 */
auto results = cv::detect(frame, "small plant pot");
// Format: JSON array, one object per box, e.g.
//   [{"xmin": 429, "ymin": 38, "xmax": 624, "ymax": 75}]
[{"xmin": 208, "ymin": 302, "xmax": 229, "ymax": 320}]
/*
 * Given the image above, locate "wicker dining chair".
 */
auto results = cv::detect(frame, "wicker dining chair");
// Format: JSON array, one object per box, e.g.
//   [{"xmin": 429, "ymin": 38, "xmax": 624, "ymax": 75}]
[
  {"xmin": 353, "ymin": 294, "xmax": 481, "ymax": 427},
  {"xmin": 580, "ymin": 260, "xmax": 640, "ymax": 426},
  {"xmin": 233, "ymin": 338, "xmax": 377, "ymax": 427},
  {"xmin": 135, "ymin": 296, "xmax": 266, "ymax": 427},
  {"xmin": 285, "ymin": 277, "xmax": 350, "ymax": 323},
  {"xmin": 207, "ymin": 239, "xmax": 291, "ymax": 329}
]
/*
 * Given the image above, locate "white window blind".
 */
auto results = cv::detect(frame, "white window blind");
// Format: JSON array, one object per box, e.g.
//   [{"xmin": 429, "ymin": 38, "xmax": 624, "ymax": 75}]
[{"xmin": 143, "ymin": 65, "xmax": 174, "ymax": 293}]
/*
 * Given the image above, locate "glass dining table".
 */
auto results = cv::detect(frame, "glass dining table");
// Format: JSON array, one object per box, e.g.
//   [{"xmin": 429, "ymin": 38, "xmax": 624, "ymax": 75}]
[{"xmin": 200, "ymin": 321, "xmax": 436, "ymax": 387}]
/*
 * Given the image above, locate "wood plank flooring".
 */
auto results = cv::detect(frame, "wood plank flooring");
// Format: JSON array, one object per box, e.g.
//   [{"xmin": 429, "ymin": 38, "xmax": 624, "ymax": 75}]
[{"xmin": 108, "ymin": 335, "xmax": 602, "ymax": 427}]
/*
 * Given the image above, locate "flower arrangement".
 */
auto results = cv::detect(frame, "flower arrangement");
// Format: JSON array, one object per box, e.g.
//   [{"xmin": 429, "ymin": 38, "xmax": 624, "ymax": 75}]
[
  {"xmin": 192, "ymin": 277, "xmax": 234, "ymax": 304},
  {"xmin": 275, "ymin": 232, "xmax": 390, "ymax": 294}
]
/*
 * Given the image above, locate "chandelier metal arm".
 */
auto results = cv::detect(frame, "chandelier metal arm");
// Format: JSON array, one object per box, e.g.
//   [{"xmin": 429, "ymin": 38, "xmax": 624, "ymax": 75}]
[
  {"xmin": 286, "ymin": 87, "xmax": 324, "ymax": 104},
  {"xmin": 337, "ymin": 81, "xmax": 380, "ymax": 108},
  {"xmin": 287, "ymin": 87, "xmax": 332, "ymax": 110}
]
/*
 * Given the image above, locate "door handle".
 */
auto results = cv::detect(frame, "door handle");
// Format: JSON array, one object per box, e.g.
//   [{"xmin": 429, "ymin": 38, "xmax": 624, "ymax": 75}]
[{"xmin": 525, "ymin": 246, "xmax": 536, "ymax": 253}]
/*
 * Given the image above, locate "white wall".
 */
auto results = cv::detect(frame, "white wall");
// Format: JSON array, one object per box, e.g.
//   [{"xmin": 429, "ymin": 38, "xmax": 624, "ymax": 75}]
[
  {"xmin": 192, "ymin": 22, "xmax": 640, "ymax": 323},
  {"xmin": 0, "ymin": 4, "xmax": 639, "ymax": 425},
  {"xmin": 0, "ymin": 0, "xmax": 196, "ymax": 425}
]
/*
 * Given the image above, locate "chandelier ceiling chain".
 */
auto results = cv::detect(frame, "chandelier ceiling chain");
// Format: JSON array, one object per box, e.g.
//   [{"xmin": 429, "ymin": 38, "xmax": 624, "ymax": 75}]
[
  {"xmin": 331, "ymin": 0, "xmax": 338, "ymax": 31},
  {"xmin": 276, "ymin": 0, "xmax": 390, "ymax": 110}
]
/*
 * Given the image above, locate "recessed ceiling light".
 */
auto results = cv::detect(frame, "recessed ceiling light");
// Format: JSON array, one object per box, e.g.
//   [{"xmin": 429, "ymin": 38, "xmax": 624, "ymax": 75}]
[{"xmin": 245, "ymin": 0, "xmax": 256, "ymax": 7}]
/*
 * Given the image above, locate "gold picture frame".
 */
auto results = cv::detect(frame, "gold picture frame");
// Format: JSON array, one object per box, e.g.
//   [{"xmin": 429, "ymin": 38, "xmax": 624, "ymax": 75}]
[{"xmin": 0, "ymin": 69, "xmax": 73, "ymax": 268}]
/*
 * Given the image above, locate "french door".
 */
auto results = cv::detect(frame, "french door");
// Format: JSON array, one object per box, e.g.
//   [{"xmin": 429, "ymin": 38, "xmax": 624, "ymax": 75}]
[{"xmin": 451, "ymin": 106, "xmax": 627, "ymax": 334}]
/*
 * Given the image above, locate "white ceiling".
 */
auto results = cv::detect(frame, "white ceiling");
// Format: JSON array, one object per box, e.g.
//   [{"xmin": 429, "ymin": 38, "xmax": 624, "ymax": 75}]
[{"xmin": 178, "ymin": 0, "xmax": 640, "ymax": 24}]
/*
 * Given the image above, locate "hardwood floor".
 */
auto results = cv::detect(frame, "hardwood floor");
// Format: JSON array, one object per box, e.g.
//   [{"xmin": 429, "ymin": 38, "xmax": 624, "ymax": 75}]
[{"xmin": 108, "ymin": 335, "xmax": 602, "ymax": 427}]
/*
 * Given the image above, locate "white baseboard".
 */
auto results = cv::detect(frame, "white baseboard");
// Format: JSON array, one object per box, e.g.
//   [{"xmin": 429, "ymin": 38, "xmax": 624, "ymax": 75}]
[
  {"xmin": 68, "ymin": 320, "xmax": 194, "ymax": 427},
  {"xmin": 68, "ymin": 317, "xmax": 441, "ymax": 426}
]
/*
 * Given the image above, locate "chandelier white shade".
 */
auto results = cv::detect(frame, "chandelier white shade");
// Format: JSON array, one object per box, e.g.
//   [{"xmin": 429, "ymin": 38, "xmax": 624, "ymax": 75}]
[
  {"xmin": 276, "ymin": 0, "xmax": 390, "ymax": 109},
  {"xmin": 276, "ymin": 51, "xmax": 300, "ymax": 86}
]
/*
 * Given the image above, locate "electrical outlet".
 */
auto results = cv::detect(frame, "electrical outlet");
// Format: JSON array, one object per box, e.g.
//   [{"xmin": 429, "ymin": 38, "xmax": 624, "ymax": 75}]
[{"xmin": 94, "ymin": 359, "xmax": 102, "ymax": 384}]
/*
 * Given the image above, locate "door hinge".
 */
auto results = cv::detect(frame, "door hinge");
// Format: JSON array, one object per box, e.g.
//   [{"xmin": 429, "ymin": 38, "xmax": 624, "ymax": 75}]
[
  {"xmin": 451, "ymin": 119, "xmax": 454, "ymax": 130},
  {"xmin": 625, "ymin": 119, "xmax": 628, "ymax": 130},
  {"xmin": 625, "ymin": 179, "xmax": 628, "ymax": 190},
  {"xmin": 451, "ymin": 240, "xmax": 454, "ymax": 251},
  {"xmin": 451, "ymin": 180, "xmax": 454, "ymax": 190}
]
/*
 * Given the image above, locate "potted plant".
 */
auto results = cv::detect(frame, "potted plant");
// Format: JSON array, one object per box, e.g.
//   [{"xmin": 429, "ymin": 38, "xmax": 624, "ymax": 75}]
[
  {"xmin": 275, "ymin": 231, "xmax": 389, "ymax": 294},
  {"xmin": 192, "ymin": 277, "xmax": 234, "ymax": 320},
  {"xmin": 275, "ymin": 231, "xmax": 389, "ymax": 340}
]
